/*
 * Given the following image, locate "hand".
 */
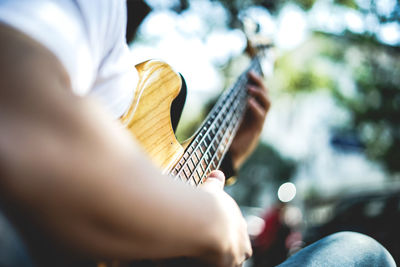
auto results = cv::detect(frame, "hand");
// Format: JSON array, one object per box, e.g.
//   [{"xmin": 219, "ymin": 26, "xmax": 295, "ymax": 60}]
[
  {"xmin": 229, "ymin": 71, "xmax": 271, "ymax": 170},
  {"xmin": 200, "ymin": 171, "xmax": 252, "ymax": 266}
]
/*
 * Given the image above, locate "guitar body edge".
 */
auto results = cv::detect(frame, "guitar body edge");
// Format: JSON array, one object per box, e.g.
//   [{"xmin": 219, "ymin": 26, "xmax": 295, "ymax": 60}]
[{"xmin": 120, "ymin": 60, "xmax": 184, "ymax": 173}]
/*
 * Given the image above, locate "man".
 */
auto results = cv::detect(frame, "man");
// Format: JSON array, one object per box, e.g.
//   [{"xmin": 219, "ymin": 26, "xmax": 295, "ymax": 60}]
[
  {"xmin": 0, "ymin": 0, "xmax": 261, "ymax": 266},
  {"xmin": 0, "ymin": 1, "xmax": 395, "ymax": 267}
]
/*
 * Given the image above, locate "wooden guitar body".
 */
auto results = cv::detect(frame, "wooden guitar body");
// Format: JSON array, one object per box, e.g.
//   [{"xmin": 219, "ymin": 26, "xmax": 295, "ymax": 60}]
[{"xmin": 120, "ymin": 60, "xmax": 185, "ymax": 173}]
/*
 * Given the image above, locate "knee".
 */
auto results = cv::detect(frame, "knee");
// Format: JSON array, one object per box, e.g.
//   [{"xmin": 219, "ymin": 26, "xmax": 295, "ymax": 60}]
[
  {"xmin": 326, "ymin": 231, "xmax": 396, "ymax": 267},
  {"xmin": 0, "ymin": 212, "xmax": 34, "ymax": 267},
  {"xmin": 328, "ymin": 231, "xmax": 378, "ymax": 247},
  {"xmin": 327, "ymin": 231, "xmax": 380, "ymax": 250}
]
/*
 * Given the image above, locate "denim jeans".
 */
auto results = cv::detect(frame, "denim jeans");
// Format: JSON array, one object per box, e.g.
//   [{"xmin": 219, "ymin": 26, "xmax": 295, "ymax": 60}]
[
  {"xmin": 0, "ymin": 209, "xmax": 396, "ymax": 267},
  {"xmin": 0, "ymin": 211, "xmax": 33, "ymax": 267},
  {"xmin": 278, "ymin": 231, "xmax": 396, "ymax": 267}
]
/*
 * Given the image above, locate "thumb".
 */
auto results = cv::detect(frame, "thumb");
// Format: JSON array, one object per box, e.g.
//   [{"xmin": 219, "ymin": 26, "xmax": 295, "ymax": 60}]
[{"xmin": 201, "ymin": 170, "xmax": 226, "ymax": 192}]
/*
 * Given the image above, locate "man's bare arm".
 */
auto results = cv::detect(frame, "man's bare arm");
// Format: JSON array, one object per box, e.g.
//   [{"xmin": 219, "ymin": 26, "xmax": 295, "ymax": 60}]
[{"xmin": 0, "ymin": 24, "xmax": 251, "ymax": 265}]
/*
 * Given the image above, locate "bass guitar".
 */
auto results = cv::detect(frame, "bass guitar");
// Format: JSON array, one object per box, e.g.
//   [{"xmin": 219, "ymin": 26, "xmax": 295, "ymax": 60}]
[{"xmin": 121, "ymin": 55, "xmax": 264, "ymax": 186}]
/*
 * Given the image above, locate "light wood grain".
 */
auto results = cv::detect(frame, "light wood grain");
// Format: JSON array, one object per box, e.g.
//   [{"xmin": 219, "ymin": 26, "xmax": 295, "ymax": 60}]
[{"xmin": 120, "ymin": 60, "xmax": 184, "ymax": 173}]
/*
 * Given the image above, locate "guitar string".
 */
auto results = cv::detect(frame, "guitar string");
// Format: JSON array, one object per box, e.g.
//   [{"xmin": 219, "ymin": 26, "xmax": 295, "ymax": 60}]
[
  {"xmin": 173, "ymin": 83, "xmax": 247, "ymax": 185},
  {"xmin": 172, "ymin": 75, "xmax": 247, "ymax": 183},
  {"xmin": 196, "ymin": 78, "xmax": 250, "ymax": 173},
  {"xmin": 196, "ymin": 97, "xmax": 247, "ymax": 185},
  {"xmin": 171, "ymin": 72, "xmax": 247, "ymax": 181},
  {"xmin": 190, "ymin": 58, "xmax": 263, "ymax": 183},
  {"xmin": 171, "ymin": 57, "xmax": 262, "ymax": 183},
  {"xmin": 172, "ymin": 92, "xmax": 242, "ymax": 183},
  {"xmin": 185, "ymin": 92, "xmax": 244, "ymax": 185},
  {"xmin": 183, "ymin": 57, "xmax": 262, "ymax": 182},
  {"xmin": 171, "ymin": 57, "xmax": 261, "ymax": 183}
]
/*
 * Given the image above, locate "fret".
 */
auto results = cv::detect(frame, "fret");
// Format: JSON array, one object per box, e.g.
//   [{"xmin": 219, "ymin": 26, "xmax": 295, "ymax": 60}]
[
  {"xmin": 196, "ymin": 169, "xmax": 202, "ymax": 178},
  {"xmin": 204, "ymin": 152, "xmax": 210, "ymax": 161},
  {"xmin": 187, "ymin": 159, "xmax": 195, "ymax": 172},
  {"xmin": 201, "ymin": 161, "xmax": 207, "ymax": 172},
  {"xmin": 211, "ymin": 161, "xmax": 217, "ymax": 170},
  {"xmin": 208, "ymin": 151, "xmax": 214, "ymax": 161},
  {"xmin": 210, "ymin": 143, "xmax": 216, "ymax": 155},
  {"xmin": 192, "ymin": 171, "xmax": 201, "ymax": 185},
  {"xmin": 195, "ymin": 149, "xmax": 202, "ymax": 160},
  {"xmin": 200, "ymin": 141, "xmax": 206, "ymax": 152},
  {"xmin": 192, "ymin": 154, "xmax": 199, "ymax": 165},
  {"xmin": 210, "ymin": 125, "xmax": 216, "ymax": 135},
  {"xmin": 182, "ymin": 165, "xmax": 191, "ymax": 179}
]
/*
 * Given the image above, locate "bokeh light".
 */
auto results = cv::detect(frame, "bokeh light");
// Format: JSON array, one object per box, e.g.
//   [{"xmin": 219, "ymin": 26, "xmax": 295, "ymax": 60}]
[{"xmin": 277, "ymin": 182, "xmax": 297, "ymax": 202}]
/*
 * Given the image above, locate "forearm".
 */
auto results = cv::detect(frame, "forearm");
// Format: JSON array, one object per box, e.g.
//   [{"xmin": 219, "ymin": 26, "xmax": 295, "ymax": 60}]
[
  {"xmin": 0, "ymin": 97, "xmax": 227, "ymax": 261},
  {"xmin": 0, "ymin": 24, "xmax": 226, "ymax": 261},
  {"xmin": 0, "ymin": 22, "xmax": 252, "ymax": 267}
]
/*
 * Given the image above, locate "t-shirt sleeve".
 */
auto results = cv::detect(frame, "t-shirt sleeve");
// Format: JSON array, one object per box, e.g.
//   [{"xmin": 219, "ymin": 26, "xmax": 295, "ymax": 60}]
[
  {"xmin": 0, "ymin": 0, "xmax": 96, "ymax": 95},
  {"xmin": 89, "ymin": 1, "xmax": 139, "ymax": 118},
  {"xmin": 0, "ymin": 0, "xmax": 138, "ymax": 118}
]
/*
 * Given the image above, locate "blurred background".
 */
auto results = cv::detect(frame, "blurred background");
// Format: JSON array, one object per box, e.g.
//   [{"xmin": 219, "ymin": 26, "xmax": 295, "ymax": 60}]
[{"xmin": 127, "ymin": 0, "xmax": 400, "ymax": 265}]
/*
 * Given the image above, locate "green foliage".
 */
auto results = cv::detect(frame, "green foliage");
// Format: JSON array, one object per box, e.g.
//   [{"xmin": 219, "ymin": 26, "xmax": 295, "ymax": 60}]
[
  {"xmin": 272, "ymin": 34, "xmax": 338, "ymax": 93},
  {"xmin": 273, "ymin": 31, "xmax": 400, "ymax": 175},
  {"xmin": 333, "ymin": 0, "xmax": 357, "ymax": 9},
  {"xmin": 336, "ymin": 42, "xmax": 400, "ymax": 173},
  {"xmin": 294, "ymin": 0, "xmax": 318, "ymax": 10}
]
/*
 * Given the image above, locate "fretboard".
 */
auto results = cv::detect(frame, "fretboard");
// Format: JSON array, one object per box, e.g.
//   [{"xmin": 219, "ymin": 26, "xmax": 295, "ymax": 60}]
[{"xmin": 170, "ymin": 57, "xmax": 263, "ymax": 186}]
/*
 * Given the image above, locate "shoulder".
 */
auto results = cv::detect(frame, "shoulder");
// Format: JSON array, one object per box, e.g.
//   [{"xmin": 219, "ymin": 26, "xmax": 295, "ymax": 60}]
[
  {"xmin": 0, "ymin": 22, "xmax": 71, "ymax": 109},
  {"xmin": 0, "ymin": 0, "xmax": 129, "ymax": 96}
]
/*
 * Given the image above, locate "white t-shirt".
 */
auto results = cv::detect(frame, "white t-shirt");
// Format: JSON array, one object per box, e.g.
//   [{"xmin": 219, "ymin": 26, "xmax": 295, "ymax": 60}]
[{"xmin": 0, "ymin": 0, "xmax": 138, "ymax": 118}]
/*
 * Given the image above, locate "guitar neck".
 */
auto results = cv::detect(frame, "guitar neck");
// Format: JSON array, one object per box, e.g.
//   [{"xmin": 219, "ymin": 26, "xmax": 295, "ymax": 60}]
[{"xmin": 170, "ymin": 57, "xmax": 263, "ymax": 186}]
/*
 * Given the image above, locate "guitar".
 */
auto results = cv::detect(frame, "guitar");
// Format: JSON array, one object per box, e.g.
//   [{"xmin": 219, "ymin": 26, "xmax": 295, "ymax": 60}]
[{"xmin": 121, "ymin": 56, "xmax": 264, "ymax": 186}]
